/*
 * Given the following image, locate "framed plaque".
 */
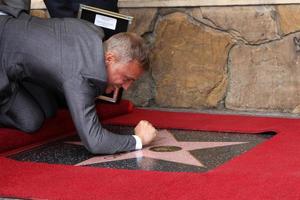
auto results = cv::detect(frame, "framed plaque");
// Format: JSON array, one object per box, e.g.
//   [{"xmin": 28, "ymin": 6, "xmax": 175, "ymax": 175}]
[
  {"xmin": 78, "ymin": 4, "xmax": 133, "ymax": 40},
  {"xmin": 78, "ymin": 4, "xmax": 133, "ymax": 103}
]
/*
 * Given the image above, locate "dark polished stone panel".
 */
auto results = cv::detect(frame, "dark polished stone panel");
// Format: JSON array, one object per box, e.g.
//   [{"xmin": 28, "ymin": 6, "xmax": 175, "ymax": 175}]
[
  {"xmin": 9, "ymin": 126, "xmax": 275, "ymax": 172},
  {"xmin": 10, "ymin": 141, "xmax": 93, "ymax": 165}
]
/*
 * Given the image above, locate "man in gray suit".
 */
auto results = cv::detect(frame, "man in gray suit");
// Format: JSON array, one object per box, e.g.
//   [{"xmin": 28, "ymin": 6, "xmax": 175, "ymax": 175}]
[{"xmin": 0, "ymin": 2, "xmax": 157, "ymax": 154}]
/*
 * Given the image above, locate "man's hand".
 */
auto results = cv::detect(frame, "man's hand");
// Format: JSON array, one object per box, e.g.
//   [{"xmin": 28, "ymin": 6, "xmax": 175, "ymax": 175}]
[{"xmin": 134, "ymin": 120, "xmax": 157, "ymax": 146}]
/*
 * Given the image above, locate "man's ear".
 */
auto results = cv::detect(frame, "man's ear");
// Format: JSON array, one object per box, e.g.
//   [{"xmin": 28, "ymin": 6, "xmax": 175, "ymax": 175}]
[{"xmin": 105, "ymin": 52, "xmax": 116, "ymax": 65}]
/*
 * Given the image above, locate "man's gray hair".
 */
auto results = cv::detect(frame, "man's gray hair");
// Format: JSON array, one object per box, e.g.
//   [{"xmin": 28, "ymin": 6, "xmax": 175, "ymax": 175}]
[{"xmin": 103, "ymin": 32, "xmax": 150, "ymax": 70}]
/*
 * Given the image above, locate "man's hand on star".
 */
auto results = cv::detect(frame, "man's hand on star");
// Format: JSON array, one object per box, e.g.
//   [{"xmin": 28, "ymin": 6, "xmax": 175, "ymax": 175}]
[{"xmin": 134, "ymin": 120, "xmax": 157, "ymax": 146}]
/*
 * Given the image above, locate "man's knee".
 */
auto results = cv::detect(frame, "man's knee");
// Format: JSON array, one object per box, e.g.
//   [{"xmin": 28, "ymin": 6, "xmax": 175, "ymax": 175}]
[
  {"xmin": 18, "ymin": 114, "xmax": 44, "ymax": 133},
  {"xmin": 0, "ymin": 111, "xmax": 44, "ymax": 133},
  {"xmin": 4, "ymin": 108, "xmax": 45, "ymax": 133}
]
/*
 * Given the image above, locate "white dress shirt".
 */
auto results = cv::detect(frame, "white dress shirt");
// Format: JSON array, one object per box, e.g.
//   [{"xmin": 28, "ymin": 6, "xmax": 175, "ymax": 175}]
[
  {"xmin": 133, "ymin": 135, "xmax": 143, "ymax": 150},
  {"xmin": 0, "ymin": 11, "xmax": 7, "ymax": 15}
]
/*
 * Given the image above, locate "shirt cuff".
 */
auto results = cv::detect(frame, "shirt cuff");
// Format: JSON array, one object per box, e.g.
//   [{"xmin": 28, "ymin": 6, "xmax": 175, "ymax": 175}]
[
  {"xmin": 0, "ymin": 11, "xmax": 7, "ymax": 15},
  {"xmin": 132, "ymin": 135, "xmax": 143, "ymax": 150}
]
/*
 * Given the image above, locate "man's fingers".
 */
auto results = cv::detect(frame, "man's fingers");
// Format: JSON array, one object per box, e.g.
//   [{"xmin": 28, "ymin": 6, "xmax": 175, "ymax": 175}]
[
  {"xmin": 141, "ymin": 120, "xmax": 150, "ymax": 124},
  {"xmin": 153, "ymin": 130, "xmax": 158, "ymax": 138}
]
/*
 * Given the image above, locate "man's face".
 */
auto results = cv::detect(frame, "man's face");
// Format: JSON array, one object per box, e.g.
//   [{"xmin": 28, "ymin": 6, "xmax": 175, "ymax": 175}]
[{"xmin": 105, "ymin": 52, "xmax": 144, "ymax": 91}]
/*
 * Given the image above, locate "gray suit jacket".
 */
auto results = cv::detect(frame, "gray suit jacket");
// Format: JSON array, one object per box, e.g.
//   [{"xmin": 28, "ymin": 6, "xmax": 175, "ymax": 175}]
[{"xmin": 0, "ymin": 5, "xmax": 136, "ymax": 154}]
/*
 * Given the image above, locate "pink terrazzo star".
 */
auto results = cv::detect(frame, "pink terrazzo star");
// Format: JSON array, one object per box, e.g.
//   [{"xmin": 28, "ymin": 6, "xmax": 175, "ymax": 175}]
[{"xmin": 66, "ymin": 130, "xmax": 247, "ymax": 167}]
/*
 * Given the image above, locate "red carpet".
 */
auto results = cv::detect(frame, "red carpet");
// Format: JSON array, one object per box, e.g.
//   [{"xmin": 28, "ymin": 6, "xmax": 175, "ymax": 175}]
[{"xmin": 1, "ymin": 104, "xmax": 300, "ymax": 199}]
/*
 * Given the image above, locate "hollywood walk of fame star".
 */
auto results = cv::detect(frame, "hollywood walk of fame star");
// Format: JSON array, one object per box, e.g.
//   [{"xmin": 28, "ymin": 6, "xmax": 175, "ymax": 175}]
[{"xmin": 66, "ymin": 130, "xmax": 248, "ymax": 167}]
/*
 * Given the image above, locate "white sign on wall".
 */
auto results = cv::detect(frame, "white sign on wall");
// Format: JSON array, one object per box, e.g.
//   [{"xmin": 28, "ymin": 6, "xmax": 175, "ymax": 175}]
[{"xmin": 94, "ymin": 14, "xmax": 117, "ymax": 30}]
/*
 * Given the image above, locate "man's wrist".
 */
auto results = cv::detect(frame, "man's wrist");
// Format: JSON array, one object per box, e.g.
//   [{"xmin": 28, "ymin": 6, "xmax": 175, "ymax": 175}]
[{"xmin": 132, "ymin": 135, "xmax": 143, "ymax": 150}]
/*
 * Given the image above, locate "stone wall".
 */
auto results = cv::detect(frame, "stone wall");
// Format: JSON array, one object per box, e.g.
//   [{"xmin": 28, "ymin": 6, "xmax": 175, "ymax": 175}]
[
  {"xmin": 118, "ymin": 5, "xmax": 300, "ymax": 115},
  {"xmin": 30, "ymin": 5, "xmax": 300, "ymax": 115}
]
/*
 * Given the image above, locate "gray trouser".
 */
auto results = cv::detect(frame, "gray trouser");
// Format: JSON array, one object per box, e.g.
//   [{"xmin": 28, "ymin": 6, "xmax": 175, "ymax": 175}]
[{"xmin": 0, "ymin": 82, "xmax": 58, "ymax": 133}]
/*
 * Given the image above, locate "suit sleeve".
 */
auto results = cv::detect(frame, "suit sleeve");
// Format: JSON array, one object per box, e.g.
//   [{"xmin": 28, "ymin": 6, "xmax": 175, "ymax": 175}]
[{"xmin": 62, "ymin": 76, "xmax": 136, "ymax": 154}]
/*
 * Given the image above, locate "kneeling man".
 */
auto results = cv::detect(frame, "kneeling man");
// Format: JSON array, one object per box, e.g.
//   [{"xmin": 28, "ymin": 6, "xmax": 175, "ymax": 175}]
[{"xmin": 0, "ymin": 3, "xmax": 157, "ymax": 154}]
